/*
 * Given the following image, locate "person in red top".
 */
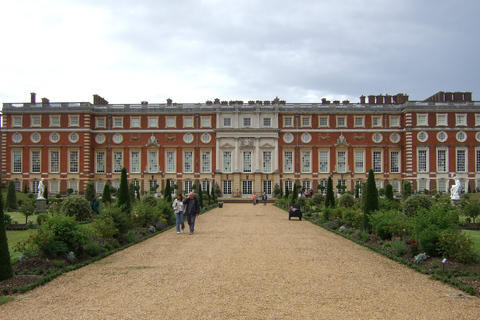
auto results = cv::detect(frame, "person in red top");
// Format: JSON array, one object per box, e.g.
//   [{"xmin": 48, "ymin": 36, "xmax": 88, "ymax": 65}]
[{"xmin": 252, "ymin": 192, "xmax": 258, "ymax": 205}]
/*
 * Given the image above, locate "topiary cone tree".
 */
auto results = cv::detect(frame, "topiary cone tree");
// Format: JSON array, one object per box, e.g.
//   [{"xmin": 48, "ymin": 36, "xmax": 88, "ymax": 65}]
[
  {"xmin": 102, "ymin": 183, "xmax": 112, "ymax": 203},
  {"xmin": 363, "ymin": 169, "xmax": 379, "ymax": 229},
  {"xmin": 117, "ymin": 167, "xmax": 131, "ymax": 213},
  {"xmin": 0, "ymin": 184, "xmax": 14, "ymax": 280},
  {"xmin": 385, "ymin": 183, "xmax": 394, "ymax": 200},
  {"xmin": 6, "ymin": 180, "xmax": 18, "ymax": 211},
  {"xmin": 163, "ymin": 179, "xmax": 172, "ymax": 203},
  {"xmin": 325, "ymin": 177, "xmax": 335, "ymax": 208},
  {"xmin": 198, "ymin": 184, "xmax": 204, "ymax": 208}
]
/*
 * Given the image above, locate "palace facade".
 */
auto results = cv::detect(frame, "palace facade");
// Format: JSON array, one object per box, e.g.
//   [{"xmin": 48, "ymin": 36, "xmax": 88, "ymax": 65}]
[{"xmin": 1, "ymin": 91, "xmax": 479, "ymax": 198}]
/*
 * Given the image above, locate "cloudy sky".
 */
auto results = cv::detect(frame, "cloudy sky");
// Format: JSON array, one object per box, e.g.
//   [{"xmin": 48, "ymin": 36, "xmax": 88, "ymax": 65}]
[{"xmin": 1, "ymin": 0, "xmax": 479, "ymax": 105}]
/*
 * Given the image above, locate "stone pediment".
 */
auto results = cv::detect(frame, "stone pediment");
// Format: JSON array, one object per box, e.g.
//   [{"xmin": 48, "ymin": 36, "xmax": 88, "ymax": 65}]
[
  {"xmin": 260, "ymin": 142, "xmax": 275, "ymax": 149},
  {"xmin": 220, "ymin": 142, "xmax": 235, "ymax": 149}
]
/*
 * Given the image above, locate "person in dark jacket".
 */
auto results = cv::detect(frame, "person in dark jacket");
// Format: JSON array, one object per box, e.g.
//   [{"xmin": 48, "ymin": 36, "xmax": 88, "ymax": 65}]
[
  {"xmin": 183, "ymin": 192, "xmax": 200, "ymax": 235},
  {"xmin": 90, "ymin": 195, "xmax": 100, "ymax": 214},
  {"xmin": 262, "ymin": 192, "xmax": 268, "ymax": 205}
]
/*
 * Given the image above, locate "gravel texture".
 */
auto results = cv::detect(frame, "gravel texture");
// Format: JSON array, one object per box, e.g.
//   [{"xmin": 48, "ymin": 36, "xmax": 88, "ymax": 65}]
[{"xmin": 1, "ymin": 203, "xmax": 480, "ymax": 319}]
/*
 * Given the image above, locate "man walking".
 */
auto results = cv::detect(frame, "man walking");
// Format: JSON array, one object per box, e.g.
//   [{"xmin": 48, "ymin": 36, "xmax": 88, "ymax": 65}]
[
  {"xmin": 183, "ymin": 192, "xmax": 200, "ymax": 235},
  {"xmin": 262, "ymin": 192, "xmax": 267, "ymax": 206}
]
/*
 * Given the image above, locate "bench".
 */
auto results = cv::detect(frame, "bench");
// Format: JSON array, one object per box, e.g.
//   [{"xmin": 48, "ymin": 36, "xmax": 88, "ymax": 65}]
[{"xmin": 289, "ymin": 204, "xmax": 302, "ymax": 220}]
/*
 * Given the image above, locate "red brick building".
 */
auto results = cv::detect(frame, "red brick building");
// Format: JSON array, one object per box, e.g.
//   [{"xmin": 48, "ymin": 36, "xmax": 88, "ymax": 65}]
[{"xmin": 1, "ymin": 91, "xmax": 478, "ymax": 197}]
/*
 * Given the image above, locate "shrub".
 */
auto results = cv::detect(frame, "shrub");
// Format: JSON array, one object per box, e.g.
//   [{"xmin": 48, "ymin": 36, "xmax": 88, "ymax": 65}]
[
  {"xmin": 342, "ymin": 208, "xmax": 362, "ymax": 228},
  {"xmin": 142, "ymin": 195, "xmax": 158, "ymax": 207},
  {"xmin": 411, "ymin": 202, "xmax": 459, "ymax": 238},
  {"xmin": 402, "ymin": 180, "xmax": 413, "ymax": 201},
  {"xmin": 462, "ymin": 202, "xmax": 480, "ymax": 224},
  {"xmin": 84, "ymin": 181, "xmax": 96, "ymax": 203},
  {"xmin": 390, "ymin": 237, "xmax": 407, "ymax": 256},
  {"xmin": 438, "ymin": 230, "xmax": 475, "ymax": 263},
  {"xmin": 325, "ymin": 177, "xmax": 335, "ymax": 208},
  {"xmin": 91, "ymin": 215, "xmax": 118, "ymax": 239},
  {"xmin": 403, "ymin": 194, "xmax": 432, "ymax": 217},
  {"xmin": 0, "ymin": 186, "xmax": 13, "ymax": 281},
  {"xmin": 385, "ymin": 183, "xmax": 394, "ymax": 200},
  {"xmin": 42, "ymin": 214, "xmax": 86, "ymax": 252},
  {"xmin": 19, "ymin": 199, "xmax": 36, "ymax": 224},
  {"xmin": 132, "ymin": 201, "xmax": 161, "ymax": 227},
  {"xmin": 6, "ymin": 180, "xmax": 18, "ymax": 211},
  {"xmin": 102, "ymin": 205, "xmax": 133, "ymax": 236},
  {"xmin": 102, "ymin": 183, "xmax": 112, "ymax": 204},
  {"xmin": 14, "ymin": 229, "xmax": 55, "ymax": 258},
  {"xmin": 370, "ymin": 210, "xmax": 409, "ymax": 240},
  {"xmin": 3, "ymin": 213, "xmax": 12, "ymax": 227},
  {"xmin": 84, "ymin": 239, "xmax": 104, "ymax": 257},
  {"xmin": 356, "ymin": 230, "xmax": 370, "ymax": 242},
  {"xmin": 43, "ymin": 240, "xmax": 68, "ymax": 257},
  {"xmin": 339, "ymin": 193, "xmax": 355, "ymax": 208},
  {"xmin": 311, "ymin": 193, "xmax": 324, "ymax": 206},
  {"xmin": 157, "ymin": 200, "xmax": 174, "ymax": 225},
  {"xmin": 53, "ymin": 260, "xmax": 66, "ymax": 268},
  {"xmin": 363, "ymin": 169, "xmax": 379, "ymax": 228},
  {"xmin": 36, "ymin": 213, "xmax": 50, "ymax": 226},
  {"xmin": 378, "ymin": 198, "xmax": 402, "ymax": 212},
  {"xmin": 418, "ymin": 225, "xmax": 441, "ymax": 256},
  {"xmin": 60, "ymin": 195, "xmax": 92, "ymax": 222},
  {"xmin": 117, "ymin": 167, "xmax": 131, "ymax": 213},
  {"xmin": 125, "ymin": 230, "xmax": 138, "ymax": 243}
]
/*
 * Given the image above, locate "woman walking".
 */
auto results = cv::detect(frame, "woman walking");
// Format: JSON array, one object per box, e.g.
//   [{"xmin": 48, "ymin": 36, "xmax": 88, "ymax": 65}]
[{"xmin": 172, "ymin": 194, "xmax": 185, "ymax": 234}]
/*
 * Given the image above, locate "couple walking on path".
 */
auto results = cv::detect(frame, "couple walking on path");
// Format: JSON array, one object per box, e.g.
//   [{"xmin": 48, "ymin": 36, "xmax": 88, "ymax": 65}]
[{"xmin": 172, "ymin": 192, "xmax": 200, "ymax": 235}]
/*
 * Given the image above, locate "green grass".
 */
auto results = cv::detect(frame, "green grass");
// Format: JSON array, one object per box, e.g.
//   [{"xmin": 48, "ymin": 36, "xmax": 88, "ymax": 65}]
[
  {"xmin": 463, "ymin": 230, "xmax": 480, "ymax": 253},
  {"xmin": 0, "ymin": 297, "xmax": 14, "ymax": 306},
  {"xmin": 6, "ymin": 229, "xmax": 37, "ymax": 262}
]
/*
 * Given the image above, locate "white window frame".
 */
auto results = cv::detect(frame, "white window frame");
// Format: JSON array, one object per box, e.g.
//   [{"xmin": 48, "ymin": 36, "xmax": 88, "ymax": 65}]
[
  {"xmin": 417, "ymin": 114, "xmax": 428, "ymax": 126},
  {"xmin": 223, "ymin": 151, "xmax": 232, "ymax": 173},
  {"xmin": 437, "ymin": 148, "xmax": 448, "ymax": 173},
  {"xmin": 417, "ymin": 148, "xmax": 429, "ymax": 173},
  {"xmin": 166, "ymin": 151, "xmax": 176, "ymax": 173},
  {"xmin": 371, "ymin": 116, "xmax": 382, "ymax": 128},
  {"xmin": 243, "ymin": 151, "xmax": 252, "ymax": 173},
  {"xmin": 372, "ymin": 150, "xmax": 382, "ymax": 173},
  {"xmin": 166, "ymin": 116, "xmax": 176, "ymax": 128},
  {"xmin": 301, "ymin": 116, "xmax": 311, "ymax": 128},
  {"xmin": 12, "ymin": 150, "xmax": 22, "ymax": 173},
  {"xmin": 336, "ymin": 116, "xmax": 346, "ymax": 128},
  {"xmin": 201, "ymin": 151, "xmax": 211, "ymax": 173},
  {"xmin": 12, "ymin": 116, "xmax": 22, "ymax": 127},
  {"xmin": 318, "ymin": 116, "xmax": 329, "ymax": 128},
  {"xmin": 113, "ymin": 117, "xmax": 123, "ymax": 128},
  {"xmin": 223, "ymin": 117, "xmax": 232, "ymax": 127},
  {"xmin": 456, "ymin": 114, "xmax": 467, "ymax": 126},
  {"xmin": 113, "ymin": 151, "xmax": 123, "ymax": 173},
  {"xmin": 319, "ymin": 150, "xmax": 329, "ymax": 173},
  {"xmin": 436, "ymin": 114, "xmax": 448, "ymax": 126},
  {"xmin": 390, "ymin": 151, "xmax": 400, "ymax": 173},
  {"xmin": 354, "ymin": 150, "xmax": 364, "ymax": 173},
  {"xmin": 50, "ymin": 115, "xmax": 60, "ymax": 127},
  {"xmin": 69, "ymin": 150, "xmax": 79, "ymax": 173},
  {"xmin": 389, "ymin": 116, "xmax": 400, "ymax": 128},
  {"xmin": 148, "ymin": 151, "xmax": 158, "ymax": 173},
  {"xmin": 50, "ymin": 150, "xmax": 60, "ymax": 173},
  {"xmin": 301, "ymin": 151, "xmax": 311, "ymax": 173},
  {"xmin": 96, "ymin": 117, "xmax": 106, "ymax": 128},
  {"xmin": 284, "ymin": 151, "xmax": 293, "ymax": 173},
  {"xmin": 263, "ymin": 117, "xmax": 272, "ymax": 127},
  {"xmin": 354, "ymin": 116, "xmax": 364, "ymax": 128},
  {"xmin": 184, "ymin": 151, "xmax": 193, "ymax": 173},
  {"xmin": 284, "ymin": 116, "xmax": 293, "ymax": 127},
  {"xmin": 201, "ymin": 116, "xmax": 211, "ymax": 128},
  {"xmin": 456, "ymin": 148, "xmax": 467, "ymax": 172},
  {"xmin": 148, "ymin": 117, "xmax": 158, "ymax": 128},
  {"xmin": 69, "ymin": 115, "xmax": 79, "ymax": 127},
  {"xmin": 337, "ymin": 151, "xmax": 346, "ymax": 173},
  {"xmin": 130, "ymin": 116, "xmax": 141, "ymax": 128},
  {"xmin": 31, "ymin": 115, "xmax": 41, "ymax": 127},
  {"xmin": 243, "ymin": 117, "xmax": 252, "ymax": 127},
  {"xmin": 184, "ymin": 116, "xmax": 194, "ymax": 128},
  {"xmin": 263, "ymin": 151, "xmax": 272, "ymax": 173},
  {"xmin": 96, "ymin": 151, "xmax": 106, "ymax": 173},
  {"xmin": 31, "ymin": 150, "xmax": 41, "ymax": 173},
  {"xmin": 131, "ymin": 151, "xmax": 141, "ymax": 173}
]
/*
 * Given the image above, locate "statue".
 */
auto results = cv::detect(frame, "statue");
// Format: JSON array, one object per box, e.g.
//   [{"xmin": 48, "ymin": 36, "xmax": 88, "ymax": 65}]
[
  {"xmin": 37, "ymin": 178, "xmax": 45, "ymax": 199},
  {"xmin": 450, "ymin": 174, "xmax": 461, "ymax": 200}
]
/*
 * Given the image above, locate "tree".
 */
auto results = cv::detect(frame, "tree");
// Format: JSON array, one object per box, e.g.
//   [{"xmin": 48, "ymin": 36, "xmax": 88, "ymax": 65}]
[
  {"xmin": 0, "ymin": 186, "xmax": 13, "ymax": 280},
  {"xmin": 325, "ymin": 177, "xmax": 335, "ymax": 208},
  {"xmin": 291, "ymin": 184, "xmax": 298, "ymax": 203},
  {"xmin": 363, "ymin": 169, "xmax": 379, "ymax": 228},
  {"xmin": 60, "ymin": 195, "xmax": 92, "ymax": 221},
  {"xmin": 385, "ymin": 184, "xmax": 394, "ymax": 200},
  {"xmin": 19, "ymin": 199, "xmax": 36, "ymax": 224},
  {"xmin": 163, "ymin": 179, "xmax": 172, "ymax": 203},
  {"xmin": 129, "ymin": 182, "xmax": 136, "ymax": 204},
  {"xmin": 102, "ymin": 183, "xmax": 112, "ymax": 203},
  {"xmin": 402, "ymin": 180, "xmax": 413, "ymax": 201},
  {"xmin": 84, "ymin": 181, "xmax": 96, "ymax": 202},
  {"xmin": 198, "ymin": 184, "xmax": 204, "ymax": 208},
  {"xmin": 211, "ymin": 184, "xmax": 216, "ymax": 203},
  {"xmin": 43, "ymin": 184, "xmax": 49, "ymax": 204},
  {"xmin": 6, "ymin": 180, "xmax": 18, "ymax": 211},
  {"xmin": 117, "ymin": 167, "xmax": 131, "ymax": 213},
  {"xmin": 285, "ymin": 185, "xmax": 290, "ymax": 199}
]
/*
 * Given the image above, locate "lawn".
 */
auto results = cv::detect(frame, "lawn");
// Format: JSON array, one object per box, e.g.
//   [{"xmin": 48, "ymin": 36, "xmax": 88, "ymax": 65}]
[
  {"xmin": 6, "ymin": 229, "xmax": 37, "ymax": 262},
  {"xmin": 463, "ymin": 229, "xmax": 480, "ymax": 253}
]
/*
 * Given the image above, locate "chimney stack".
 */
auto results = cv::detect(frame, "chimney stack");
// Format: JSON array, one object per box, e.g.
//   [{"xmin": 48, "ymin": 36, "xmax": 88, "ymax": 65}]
[
  {"xmin": 41, "ymin": 97, "xmax": 49, "ymax": 105},
  {"xmin": 360, "ymin": 95, "xmax": 366, "ymax": 104},
  {"xmin": 30, "ymin": 92, "xmax": 36, "ymax": 104}
]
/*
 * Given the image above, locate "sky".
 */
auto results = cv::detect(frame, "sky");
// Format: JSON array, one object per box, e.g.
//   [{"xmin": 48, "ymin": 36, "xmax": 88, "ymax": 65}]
[{"xmin": 1, "ymin": 0, "xmax": 479, "ymax": 105}]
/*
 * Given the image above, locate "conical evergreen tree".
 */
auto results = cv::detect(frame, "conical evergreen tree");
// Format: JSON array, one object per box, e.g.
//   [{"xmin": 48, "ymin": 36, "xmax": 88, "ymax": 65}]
[
  {"xmin": 84, "ymin": 181, "xmax": 95, "ymax": 202},
  {"xmin": 163, "ymin": 179, "xmax": 172, "ymax": 203},
  {"xmin": 291, "ymin": 184, "xmax": 298, "ymax": 203},
  {"xmin": 117, "ymin": 167, "xmax": 131, "ymax": 213},
  {"xmin": 6, "ymin": 180, "xmax": 18, "ymax": 211},
  {"xmin": 402, "ymin": 180, "xmax": 413, "ymax": 201},
  {"xmin": 363, "ymin": 169, "xmax": 379, "ymax": 229},
  {"xmin": 325, "ymin": 177, "xmax": 335, "ymax": 208},
  {"xmin": 0, "ymin": 185, "xmax": 14, "ymax": 280},
  {"xmin": 43, "ymin": 185, "xmax": 49, "ymax": 204},
  {"xmin": 285, "ymin": 185, "xmax": 290, "ymax": 199},
  {"xmin": 211, "ymin": 184, "xmax": 216, "ymax": 203},
  {"xmin": 102, "ymin": 183, "xmax": 112, "ymax": 203},
  {"xmin": 198, "ymin": 184, "xmax": 204, "ymax": 208},
  {"xmin": 385, "ymin": 183, "xmax": 394, "ymax": 200},
  {"xmin": 129, "ymin": 183, "xmax": 136, "ymax": 203}
]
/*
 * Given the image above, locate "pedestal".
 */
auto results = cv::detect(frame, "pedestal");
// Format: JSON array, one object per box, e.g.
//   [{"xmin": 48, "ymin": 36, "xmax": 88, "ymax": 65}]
[{"xmin": 36, "ymin": 198, "xmax": 47, "ymax": 213}]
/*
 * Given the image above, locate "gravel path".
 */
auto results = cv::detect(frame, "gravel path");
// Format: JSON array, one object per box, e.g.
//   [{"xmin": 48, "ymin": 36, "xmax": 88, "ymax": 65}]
[{"xmin": 1, "ymin": 203, "xmax": 479, "ymax": 319}]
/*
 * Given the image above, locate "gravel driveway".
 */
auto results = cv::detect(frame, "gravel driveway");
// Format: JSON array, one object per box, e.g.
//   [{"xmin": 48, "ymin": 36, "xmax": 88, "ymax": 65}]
[{"xmin": 1, "ymin": 203, "xmax": 479, "ymax": 319}]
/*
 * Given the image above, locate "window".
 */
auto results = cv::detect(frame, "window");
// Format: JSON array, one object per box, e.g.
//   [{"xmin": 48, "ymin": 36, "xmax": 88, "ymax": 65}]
[
  {"xmin": 437, "ymin": 180, "xmax": 447, "ymax": 194},
  {"xmin": 113, "ymin": 117, "xmax": 123, "ymax": 128},
  {"xmin": 223, "ymin": 151, "xmax": 232, "ymax": 173},
  {"xmin": 418, "ymin": 180, "xmax": 427, "ymax": 192},
  {"xmin": 373, "ymin": 151, "xmax": 382, "ymax": 173},
  {"xmin": 31, "ymin": 116, "xmax": 41, "ymax": 127},
  {"xmin": 201, "ymin": 133, "xmax": 211, "ymax": 143},
  {"xmin": 302, "ymin": 180, "xmax": 310, "ymax": 191},
  {"xmin": 223, "ymin": 180, "xmax": 232, "ymax": 195},
  {"xmin": 456, "ymin": 114, "xmax": 467, "ymax": 126},
  {"xmin": 50, "ymin": 151, "xmax": 60, "ymax": 173},
  {"xmin": 301, "ymin": 116, "xmax": 311, "ymax": 127},
  {"xmin": 148, "ymin": 117, "xmax": 158, "ymax": 128},
  {"xmin": 417, "ymin": 131, "xmax": 428, "ymax": 142},
  {"xmin": 476, "ymin": 114, "xmax": 480, "ymax": 126},
  {"xmin": 390, "ymin": 133, "xmax": 400, "ymax": 143},
  {"xmin": 263, "ymin": 151, "xmax": 272, "ymax": 173},
  {"xmin": 390, "ymin": 151, "xmax": 400, "ymax": 173},
  {"xmin": 183, "ymin": 133, "xmax": 194, "ymax": 144},
  {"xmin": 166, "ymin": 151, "xmax": 175, "ymax": 173},
  {"xmin": 337, "ymin": 180, "xmax": 346, "ymax": 194},
  {"xmin": 96, "ymin": 117, "xmax": 106, "ymax": 128},
  {"xmin": 113, "ymin": 152, "xmax": 123, "ymax": 173},
  {"xmin": 69, "ymin": 115, "xmax": 79, "ymax": 127},
  {"xmin": 131, "ymin": 151, "xmax": 140, "ymax": 173},
  {"xmin": 31, "ymin": 133, "xmax": 41, "ymax": 143},
  {"xmin": 202, "ymin": 151, "xmax": 211, "ymax": 173},
  {"xmin": 184, "ymin": 116, "xmax": 194, "ymax": 128},
  {"xmin": 184, "ymin": 181, "xmax": 193, "ymax": 194},
  {"xmin": 372, "ymin": 133, "xmax": 383, "ymax": 143},
  {"xmin": 477, "ymin": 149, "xmax": 480, "ymax": 172},
  {"xmin": 13, "ymin": 116, "xmax": 22, "ymax": 127},
  {"xmin": 263, "ymin": 180, "xmax": 272, "ymax": 195},
  {"xmin": 113, "ymin": 134, "xmax": 123, "ymax": 144},
  {"xmin": 243, "ymin": 118, "xmax": 251, "ymax": 127},
  {"xmin": 242, "ymin": 180, "xmax": 253, "ymax": 195},
  {"xmin": 284, "ymin": 117, "xmax": 293, "ymax": 127},
  {"xmin": 391, "ymin": 180, "xmax": 399, "ymax": 194},
  {"xmin": 319, "ymin": 151, "xmax": 329, "ymax": 173},
  {"xmin": 148, "ymin": 151, "xmax": 158, "ymax": 173},
  {"xmin": 283, "ymin": 133, "xmax": 294, "ymax": 143},
  {"xmin": 437, "ymin": 131, "xmax": 448, "ymax": 142},
  {"xmin": 418, "ymin": 149, "xmax": 428, "ymax": 172},
  {"xmin": 69, "ymin": 180, "xmax": 78, "ymax": 193},
  {"xmin": 166, "ymin": 117, "xmax": 176, "ymax": 128},
  {"xmin": 457, "ymin": 149, "xmax": 466, "ymax": 172},
  {"xmin": 318, "ymin": 180, "xmax": 327, "ymax": 195},
  {"xmin": 389, "ymin": 116, "xmax": 400, "ymax": 127},
  {"xmin": 96, "ymin": 152, "xmax": 105, "ymax": 173},
  {"xmin": 202, "ymin": 180, "xmax": 210, "ymax": 193},
  {"xmin": 12, "ymin": 133, "xmax": 22, "ymax": 143},
  {"xmin": 50, "ymin": 133, "xmax": 60, "ymax": 143},
  {"xmin": 354, "ymin": 117, "xmax": 364, "ymax": 127},
  {"xmin": 243, "ymin": 151, "xmax": 252, "ymax": 173},
  {"xmin": 456, "ymin": 131, "xmax": 467, "ymax": 143},
  {"xmin": 31, "ymin": 151, "xmax": 41, "ymax": 173},
  {"xmin": 184, "ymin": 151, "xmax": 193, "ymax": 173},
  {"xmin": 13, "ymin": 151, "xmax": 22, "ymax": 173},
  {"xmin": 354, "ymin": 151, "xmax": 364, "ymax": 173},
  {"xmin": 301, "ymin": 151, "xmax": 311, "ymax": 173},
  {"xmin": 437, "ymin": 149, "xmax": 447, "ymax": 173},
  {"xmin": 372, "ymin": 116, "xmax": 382, "ymax": 127},
  {"xmin": 417, "ymin": 114, "xmax": 428, "ymax": 126},
  {"xmin": 201, "ymin": 117, "xmax": 211, "ymax": 128},
  {"xmin": 436, "ymin": 114, "xmax": 447, "ymax": 126},
  {"xmin": 319, "ymin": 116, "xmax": 329, "ymax": 127},
  {"xmin": 336, "ymin": 116, "xmax": 346, "ymax": 127},
  {"xmin": 375, "ymin": 180, "xmax": 382, "ymax": 190},
  {"xmin": 223, "ymin": 118, "xmax": 231, "ymax": 127},
  {"xmin": 32, "ymin": 181, "xmax": 39, "ymax": 195},
  {"xmin": 263, "ymin": 118, "xmax": 271, "ymax": 127},
  {"xmin": 301, "ymin": 133, "xmax": 311, "ymax": 143},
  {"xmin": 337, "ymin": 151, "xmax": 346, "ymax": 173},
  {"xmin": 284, "ymin": 151, "xmax": 293, "ymax": 173},
  {"xmin": 50, "ymin": 180, "xmax": 59, "ymax": 195},
  {"xmin": 96, "ymin": 180, "xmax": 105, "ymax": 194},
  {"xmin": 131, "ymin": 117, "xmax": 141, "ymax": 128},
  {"xmin": 284, "ymin": 180, "xmax": 293, "ymax": 192},
  {"xmin": 69, "ymin": 151, "xmax": 79, "ymax": 173},
  {"xmin": 50, "ymin": 115, "xmax": 60, "ymax": 127}
]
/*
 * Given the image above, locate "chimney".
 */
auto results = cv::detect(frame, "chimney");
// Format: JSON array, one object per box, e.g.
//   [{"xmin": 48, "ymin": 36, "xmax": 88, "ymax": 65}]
[
  {"xmin": 464, "ymin": 92, "xmax": 472, "ymax": 101},
  {"xmin": 30, "ymin": 92, "xmax": 36, "ymax": 104},
  {"xmin": 368, "ymin": 95, "xmax": 375, "ymax": 104},
  {"xmin": 384, "ymin": 95, "xmax": 392, "ymax": 104},
  {"xmin": 167, "ymin": 98, "xmax": 172, "ymax": 106},
  {"xmin": 454, "ymin": 92, "xmax": 464, "ymax": 102},
  {"xmin": 360, "ymin": 95, "xmax": 366, "ymax": 104},
  {"xmin": 321, "ymin": 98, "xmax": 327, "ymax": 104},
  {"xmin": 41, "ymin": 97, "xmax": 50, "ymax": 105},
  {"xmin": 445, "ymin": 92, "xmax": 453, "ymax": 101},
  {"xmin": 376, "ymin": 94, "xmax": 384, "ymax": 104},
  {"xmin": 342, "ymin": 100, "xmax": 350, "ymax": 104}
]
